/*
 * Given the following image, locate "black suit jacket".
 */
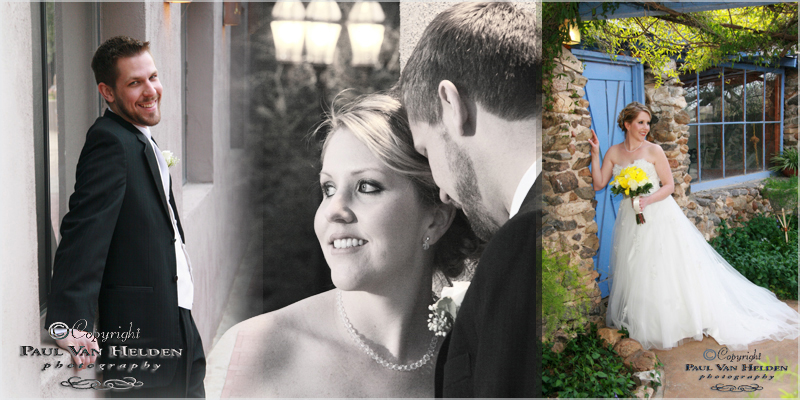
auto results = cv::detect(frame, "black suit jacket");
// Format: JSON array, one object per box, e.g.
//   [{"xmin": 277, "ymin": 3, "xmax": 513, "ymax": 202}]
[
  {"xmin": 45, "ymin": 110, "xmax": 185, "ymax": 387},
  {"xmin": 436, "ymin": 174, "xmax": 541, "ymax": 397}
]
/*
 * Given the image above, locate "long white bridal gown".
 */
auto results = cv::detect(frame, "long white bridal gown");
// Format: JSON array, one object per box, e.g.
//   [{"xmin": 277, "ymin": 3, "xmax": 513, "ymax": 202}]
[{"xmin": 605, "ymin": 158, "xmax": 799, "ymax": 351}]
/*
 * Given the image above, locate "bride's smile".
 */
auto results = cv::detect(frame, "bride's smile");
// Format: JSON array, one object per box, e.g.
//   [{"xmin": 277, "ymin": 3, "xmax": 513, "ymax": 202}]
[{"xmin": 314, "ymin": 127, "xmax": 437, "ymax": 292}]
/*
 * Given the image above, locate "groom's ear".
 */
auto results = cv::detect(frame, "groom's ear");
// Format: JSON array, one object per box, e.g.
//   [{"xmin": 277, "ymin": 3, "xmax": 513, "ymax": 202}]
[
  {"xmin": 427, "ymin": 203, "xmax": 457, "ymax": 246},
  {"xmin": 437, "ymin": 80, "xmax": 472, "ymax": 138},
  {"xmin": 98, "ymin": 83, "xmax": 115, "ymax": 104}
]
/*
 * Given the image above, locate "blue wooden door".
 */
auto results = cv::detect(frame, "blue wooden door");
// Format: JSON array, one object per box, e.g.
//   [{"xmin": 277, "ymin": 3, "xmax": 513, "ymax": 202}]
[{"xmin": 573, "ymin": 50, "xmax": 644, "ymax": 297}]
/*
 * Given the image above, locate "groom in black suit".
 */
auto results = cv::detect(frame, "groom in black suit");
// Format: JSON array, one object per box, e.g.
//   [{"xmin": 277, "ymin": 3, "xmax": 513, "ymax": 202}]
[
  {"xmin": 45, "ymin": 36, "xmax": 205, "ymax": 397},
  {"xmin": 400, "ymin": 3, "xmax": 540, "ymax": 397}
]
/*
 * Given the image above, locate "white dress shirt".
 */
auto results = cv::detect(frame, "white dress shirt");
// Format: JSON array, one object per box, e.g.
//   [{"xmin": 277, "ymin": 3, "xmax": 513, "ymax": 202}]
[{"xmin": 509, "ymin": 160, "xmax": 538, "ymax": 219}]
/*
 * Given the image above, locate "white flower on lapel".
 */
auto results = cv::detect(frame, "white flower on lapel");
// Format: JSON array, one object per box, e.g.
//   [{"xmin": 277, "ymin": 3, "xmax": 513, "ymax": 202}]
[
  {"xmin": 161, "ymin": 150, "xmax": 180, "ymax": 168},
  {"xmin": 427, "ymin": 281, "xmax": 471, "ymax": 337}
]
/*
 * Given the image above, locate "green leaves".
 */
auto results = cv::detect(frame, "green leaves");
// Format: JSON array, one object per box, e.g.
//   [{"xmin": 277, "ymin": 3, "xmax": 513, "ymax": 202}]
[
  {"xmin": 710, "ymin": 214, "xmax": 799, "ymax": 300},
  {"xmin": 542, "ymin": 248, "xmax": 593, "ymax": 342},
  {"xmin": 544, "ymin": 3, "xmax": 798, "ymax": 89},
  {"xmin": 542, "ymin": 324, "xmax": 638, "ymax": 398}
]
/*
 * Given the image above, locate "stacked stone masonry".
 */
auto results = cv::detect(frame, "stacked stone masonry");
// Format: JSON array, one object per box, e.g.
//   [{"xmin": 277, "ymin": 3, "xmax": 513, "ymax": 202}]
[
  {"xmin": 784, "ymin": 69, "xmax": 798, "ymax": 149},
  {"xmin": 542, "ymin": 47, "xmax": 603, "ymax": 319}
]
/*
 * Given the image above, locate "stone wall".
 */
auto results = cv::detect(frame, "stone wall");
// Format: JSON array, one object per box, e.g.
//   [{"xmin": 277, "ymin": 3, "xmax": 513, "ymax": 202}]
[
  {"xmin": 643, "ymin": 61, "xmax": 692, "ymax": 208},
  {"xmin": 684, "ymin": 181, "xmax": 773, "ymax": 240},
  {"xmin": 541, "ymin": 47, "xmax": 603, "ymax": 322},
  {"xmin": 784, "ymin": 69, "xmax": 798, "ymax": 149}
]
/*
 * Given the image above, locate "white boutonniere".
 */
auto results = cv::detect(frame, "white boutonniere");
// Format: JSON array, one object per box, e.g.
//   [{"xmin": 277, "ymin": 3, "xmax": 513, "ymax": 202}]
[
  {"xmin": 427, "ymin": 281, "xmax": 470, "ymax": 337},
  {"xmin": 162, "ymin": 150, "xmax": 179, "ymax": 168}
]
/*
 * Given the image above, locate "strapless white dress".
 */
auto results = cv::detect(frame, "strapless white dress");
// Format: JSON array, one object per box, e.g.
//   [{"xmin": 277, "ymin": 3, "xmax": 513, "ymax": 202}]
[{"xmin": 605, "ymin": 159, "xmax": 799, "ymax": 350}]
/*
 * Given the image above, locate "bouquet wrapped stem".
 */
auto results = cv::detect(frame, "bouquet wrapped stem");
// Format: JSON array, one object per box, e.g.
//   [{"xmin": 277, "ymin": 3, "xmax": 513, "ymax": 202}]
[
  {"xmin": 610, "ymin": 165, "xmax": 654, "ymax": 225},
  {"xmin": 632, "ymin": 197, "xmax": 646, "ymax": 225}
]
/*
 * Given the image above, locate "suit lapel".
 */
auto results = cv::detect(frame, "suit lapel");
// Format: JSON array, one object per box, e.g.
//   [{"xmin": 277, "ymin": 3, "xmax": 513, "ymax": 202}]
[{"xmin": 105, "ymin": 110, "xmax": 172, "ymax": 222}]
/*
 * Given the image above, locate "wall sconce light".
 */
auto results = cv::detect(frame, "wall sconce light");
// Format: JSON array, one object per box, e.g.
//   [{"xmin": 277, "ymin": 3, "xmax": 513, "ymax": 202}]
[
  {"xmin": 271, "ymin": 1, "xmax": 306, "ymax": 64},
  {"xmin": 563, "ymin": 19, "xmax": 581, "ymax": 45},
  {"xmin": 347, "ymin": 2, "xmax": 385, "ymax": 68},
  {"xmin": 223, "ymin": 2, "xmax": 241, "ymax": 26},
  {"xmin": 304, "ymin": 2, "xmax": 342, "ymax": 66}
]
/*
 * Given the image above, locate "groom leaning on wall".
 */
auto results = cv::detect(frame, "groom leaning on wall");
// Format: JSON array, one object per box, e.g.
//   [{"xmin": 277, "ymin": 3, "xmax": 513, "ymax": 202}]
[
  {"xmin": 44, "ymin": 36, "xmax": 206, "ymax": 397},
  {"xmin": 400, "ymin": 2, "xmax": 540, "ymax": 397}
]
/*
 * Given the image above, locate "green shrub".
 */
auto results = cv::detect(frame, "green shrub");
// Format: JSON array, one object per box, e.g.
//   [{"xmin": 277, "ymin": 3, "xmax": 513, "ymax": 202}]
[
  {"xmin": 769, "ymin": 147, "xmax": 799, "ymax": 173},
  {"xmin": 762, "ymin": 176, "xmax": 798, "ymax": 214},
  {"xmin": 542, "ymin": 247, "xmax": 593, "ymax": 342},
  {"xmin": 710, "ymin": 214, "xmax": 798, "ymax": 300},
  {"xmin": 542, "ymin": 323, "xmax": 638, "ymax": 398}
]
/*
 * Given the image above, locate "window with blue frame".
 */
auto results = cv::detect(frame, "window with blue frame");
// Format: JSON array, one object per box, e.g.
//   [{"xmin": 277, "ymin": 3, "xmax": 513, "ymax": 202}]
[{"xmin": 681, "ymin": 65, "xmax": 783, "ymax": 191}]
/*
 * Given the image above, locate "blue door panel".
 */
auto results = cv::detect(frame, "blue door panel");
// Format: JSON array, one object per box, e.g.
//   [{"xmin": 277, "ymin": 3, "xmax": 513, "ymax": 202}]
[{"xmin": 576, "ymin": 51, "xmax": 644, "ymax": 298}]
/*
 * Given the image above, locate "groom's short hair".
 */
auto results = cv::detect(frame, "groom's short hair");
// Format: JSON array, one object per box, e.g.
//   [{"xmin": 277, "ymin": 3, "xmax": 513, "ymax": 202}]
[
  {"xmin": 91, "ymin": 36, "xmax": 151, "ymax": 88},
  {"xmin": 400, "ymin": 2, "xmax": 539, "ymax": 125}
]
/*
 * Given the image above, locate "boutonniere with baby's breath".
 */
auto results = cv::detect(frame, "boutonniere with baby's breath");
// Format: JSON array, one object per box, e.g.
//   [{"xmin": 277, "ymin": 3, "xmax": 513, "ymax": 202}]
[
  {"xmin": 427, "ymin": 281, "xmax": 470, "ymax": 336},
  {"xmin": 162, "ymin": 150, "xmax": 179, "ymax": 168}
]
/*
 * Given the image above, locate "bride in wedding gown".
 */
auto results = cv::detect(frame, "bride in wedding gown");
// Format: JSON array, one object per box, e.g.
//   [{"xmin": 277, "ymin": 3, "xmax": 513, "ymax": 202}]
[{"xmin": 588, "ymin": 101, "xmax": 799, "ymax": 351}]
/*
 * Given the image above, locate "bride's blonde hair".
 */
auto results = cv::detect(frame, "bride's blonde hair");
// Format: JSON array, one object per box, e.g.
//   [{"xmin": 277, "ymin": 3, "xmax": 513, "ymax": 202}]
[
  {"xmin": 314, "ymin": 91, "xmax": 482, "ymax": 278},
  {"xmin": 617, "ymin": 102, "xmax": 652, "ymax": 133}
]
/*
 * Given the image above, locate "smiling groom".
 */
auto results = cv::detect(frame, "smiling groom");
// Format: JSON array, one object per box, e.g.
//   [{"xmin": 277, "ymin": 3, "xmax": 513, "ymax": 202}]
[{"xmin": 45, "ymin": 36, "xmax": 205, "ymax": 397}]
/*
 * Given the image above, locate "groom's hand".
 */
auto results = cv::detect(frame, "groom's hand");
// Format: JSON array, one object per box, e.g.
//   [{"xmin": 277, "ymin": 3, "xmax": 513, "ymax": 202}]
[{"xmin": 54, "ymin": 330, "xmax": 100, "ymax": 370}]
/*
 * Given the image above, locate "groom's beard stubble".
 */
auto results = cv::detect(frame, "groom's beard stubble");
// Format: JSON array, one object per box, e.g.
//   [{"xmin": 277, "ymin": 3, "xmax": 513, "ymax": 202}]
[{"xmin": 442, "ymin": 129, "xmax": 500, "ymax": 242}]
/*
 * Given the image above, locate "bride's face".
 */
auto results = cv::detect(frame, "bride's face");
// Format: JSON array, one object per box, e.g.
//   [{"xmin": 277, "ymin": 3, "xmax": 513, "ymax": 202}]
[
  {"xmin": 625, "ymin": 111, "xmax": 651, "ymax": 140},
  {"xmin": 314, "ymin": 128, "xmax": 434, "ymax": 292}
]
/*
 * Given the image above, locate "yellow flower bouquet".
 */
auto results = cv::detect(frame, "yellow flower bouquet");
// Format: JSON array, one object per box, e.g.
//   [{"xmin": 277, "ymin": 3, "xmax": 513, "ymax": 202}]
[{"xmin": 610, "ymin": 166, "xmax": 654, "ymax": 224}]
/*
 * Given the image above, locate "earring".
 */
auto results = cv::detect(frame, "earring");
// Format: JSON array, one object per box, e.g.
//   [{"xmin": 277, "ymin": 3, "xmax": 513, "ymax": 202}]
[{"xmin": 422, "ymin": 236, "xmax": 431, "ymax": 251}]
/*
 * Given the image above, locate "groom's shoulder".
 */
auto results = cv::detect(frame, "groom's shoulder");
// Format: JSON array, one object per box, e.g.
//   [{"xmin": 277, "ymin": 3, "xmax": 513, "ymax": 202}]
[
  {"xmin": 85, "ymin": 115, "xmax": 137, "ymax": 146},
  {"xmin": 475, "ymin": 210, "xmax": 537, "ymax": 279},
  {"xmin": 89, "ymin": 114, "xmax": 126, "ymax": 135}
]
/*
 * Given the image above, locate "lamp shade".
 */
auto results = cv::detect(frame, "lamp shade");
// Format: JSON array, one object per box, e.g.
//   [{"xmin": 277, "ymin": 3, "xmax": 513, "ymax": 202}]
[
  {"xmin": 563, "ymin": 19, "xmax": 581, "ymax": 45},
  {"xmin": 304, "ymin": 2, "xmax": 342, "ymax": 65},
  {"xmin": 347, "ymin": 2, "xmax": 385, "ymax": 67},
  {"xmin": 271, "ymin": 1, "xmax": 306, "ymax": 63},
  {"xmin": 223, "ymin": 2, "xmax": 241, "ymax": 26}
]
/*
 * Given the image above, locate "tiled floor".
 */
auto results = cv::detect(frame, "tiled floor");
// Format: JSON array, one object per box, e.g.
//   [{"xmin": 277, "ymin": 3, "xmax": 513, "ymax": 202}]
[{"xmin": 652, "ymin": 300, "xmax": 799, "ymax": 398}]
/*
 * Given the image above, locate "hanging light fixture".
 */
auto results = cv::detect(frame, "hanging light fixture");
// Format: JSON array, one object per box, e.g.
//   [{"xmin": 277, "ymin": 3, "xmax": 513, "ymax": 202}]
[
  {"xmin": 223, "ymin": 2, "xmax": 242, "ymax": 26},
  {"xmin": 271, "ymin": 1, "xmax": 306, "ymax": 64},
  {"xmin": 347, "ymin": 2, "xmax": 385, "ymax": 68},
  {"xmin": 562, "ymin": 19, "xmax": 581, "ymax": 46},
  {"xmin": 304, "ymin": 2, "xmax": 342, "ymax": 66}
]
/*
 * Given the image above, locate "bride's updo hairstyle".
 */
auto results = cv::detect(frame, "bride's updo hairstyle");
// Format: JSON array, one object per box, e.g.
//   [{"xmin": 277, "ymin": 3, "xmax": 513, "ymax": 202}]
[
  {"xmin": 315, "ymin": 92, "xmax": 481, "ymax": 278},
  {"xmin": 617, "ymin": 101, "xmax": 652, "ymax": 133}
]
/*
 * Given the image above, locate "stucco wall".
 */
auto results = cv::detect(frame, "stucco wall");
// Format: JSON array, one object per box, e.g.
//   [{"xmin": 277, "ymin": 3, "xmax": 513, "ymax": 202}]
[{"xmin": 1, "ymin": 3, "xmax": 43, "ymax": 397}]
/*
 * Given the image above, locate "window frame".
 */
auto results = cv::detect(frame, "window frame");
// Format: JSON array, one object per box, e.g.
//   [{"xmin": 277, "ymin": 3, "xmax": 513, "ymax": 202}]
[{"xmin": 683, "ymin": 63, "xmax": 784, "ymax": 192}]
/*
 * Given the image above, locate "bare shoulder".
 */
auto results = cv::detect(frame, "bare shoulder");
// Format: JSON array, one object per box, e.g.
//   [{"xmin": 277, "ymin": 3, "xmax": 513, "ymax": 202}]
[
  {"xmin": 217, "ymin": 290, "xmax": 339, "ymax": 397},
  {"xmin": 225, "ymin": 290, "xmax": 336, "ymax": 355},
  {"xmin": 645, "ymin": 141, "xmax": 668, "ymax": 163},
  {"xmin": 605, "ymin": 143, "xmax": 622, "ymax": 164}
]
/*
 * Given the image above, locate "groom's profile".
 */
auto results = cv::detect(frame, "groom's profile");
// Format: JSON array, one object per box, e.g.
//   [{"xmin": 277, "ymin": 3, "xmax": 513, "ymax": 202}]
[
  {"xmin": 45, "ymin": 36, "xmax": 205, "ymax": 397},
  {"xmin": 400, "ymin": 2, "xmax": 540, "ymax": 397}
]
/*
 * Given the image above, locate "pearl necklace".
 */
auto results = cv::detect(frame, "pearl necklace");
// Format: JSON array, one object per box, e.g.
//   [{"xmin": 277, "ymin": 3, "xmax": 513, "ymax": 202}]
[
  {"xmin": 623, "ymin": 139, "xmax": 645, "ymax": 153},
  {"xmin": 336, "ymin": 290, "xmax": 438, "ymax": 372}
]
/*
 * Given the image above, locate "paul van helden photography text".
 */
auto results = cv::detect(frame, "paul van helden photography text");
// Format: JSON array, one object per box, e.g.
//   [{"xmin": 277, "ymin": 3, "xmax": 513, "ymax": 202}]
[
  {"xmin": 685, "ymin": 347, "xmax": 788, "ymax": 382},
  {"xmin": 20, "ymin": 320, "xmax": 183, "ymax": 373}
]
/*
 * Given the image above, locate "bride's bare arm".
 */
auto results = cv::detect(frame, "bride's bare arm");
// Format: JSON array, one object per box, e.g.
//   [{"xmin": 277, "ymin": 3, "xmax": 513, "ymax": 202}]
[
  {"xmin": 638, "ymin": 145, "xmax": 674, "ymax": 210},
  {"xmin": 587, "ymin": 129, "xmax": 616, "ymax": 190}
]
